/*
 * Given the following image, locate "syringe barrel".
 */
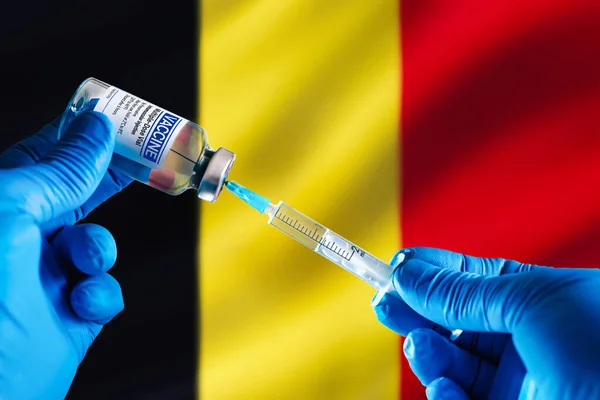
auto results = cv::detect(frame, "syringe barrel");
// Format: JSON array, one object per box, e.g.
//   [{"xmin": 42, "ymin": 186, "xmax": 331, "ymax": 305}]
[
  {"xmin": 265, "ymin": 200, "xmax": 464, "ymax": 340},
  {"xmin": 266, "ymin": 202, "xmax": 394, "ymax": 290}
]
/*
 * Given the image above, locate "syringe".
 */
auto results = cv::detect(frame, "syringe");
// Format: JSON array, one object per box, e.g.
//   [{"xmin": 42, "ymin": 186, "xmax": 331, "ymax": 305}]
[
  {"xmin": 225, "ymin": 181, "xmax": 395, "ymax": 291},
  {"xmin": 225, "ymin": 180, "xmax": 463, "ymax": 340}
]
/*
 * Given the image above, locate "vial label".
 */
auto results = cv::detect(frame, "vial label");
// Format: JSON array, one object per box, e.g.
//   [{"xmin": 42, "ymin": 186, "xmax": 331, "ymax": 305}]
[{"xmin": 93, "ymin": 86, "xmax": 188, "ymax": 169}]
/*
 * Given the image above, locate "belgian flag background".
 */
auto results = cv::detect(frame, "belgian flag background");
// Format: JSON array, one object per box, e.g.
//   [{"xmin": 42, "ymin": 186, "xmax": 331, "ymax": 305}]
[{"xmin": 2, "ymin": 1, "xmax": 600, "ymax": 399}]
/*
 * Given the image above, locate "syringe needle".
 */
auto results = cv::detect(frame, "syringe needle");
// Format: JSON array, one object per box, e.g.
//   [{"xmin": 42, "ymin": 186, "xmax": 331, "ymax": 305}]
[{"xmin": 225, "ymin": 181, "xmax": 271, "ymax": 214}]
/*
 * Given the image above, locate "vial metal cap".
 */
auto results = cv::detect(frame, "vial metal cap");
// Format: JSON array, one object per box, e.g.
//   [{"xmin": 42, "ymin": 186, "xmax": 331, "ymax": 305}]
[{"xmin": 197, "ymin": 148, "xmax": 236, "ymax": 202}]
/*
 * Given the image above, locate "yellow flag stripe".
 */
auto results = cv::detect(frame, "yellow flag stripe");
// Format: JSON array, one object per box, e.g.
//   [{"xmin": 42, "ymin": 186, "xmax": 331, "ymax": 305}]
[{"xmin": 199, "ymin": 1, "xmax": 401, "ymax": 398}]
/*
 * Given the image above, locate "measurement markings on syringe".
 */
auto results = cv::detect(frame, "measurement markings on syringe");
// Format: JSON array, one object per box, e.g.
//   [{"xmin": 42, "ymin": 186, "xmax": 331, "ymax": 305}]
[{"xmin": 275, "ymin": 210, "xmax": 354, "ymax": 261}]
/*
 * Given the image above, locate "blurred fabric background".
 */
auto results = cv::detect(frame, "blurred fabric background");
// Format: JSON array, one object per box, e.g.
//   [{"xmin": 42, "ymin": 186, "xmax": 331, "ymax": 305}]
[
  {"xmin": 199, "ymin": 0, "xmax": 400, "ymax": 399},
  {"xmin": 1, "ymin": 1, "xmax": 600, "ymax": 399}
]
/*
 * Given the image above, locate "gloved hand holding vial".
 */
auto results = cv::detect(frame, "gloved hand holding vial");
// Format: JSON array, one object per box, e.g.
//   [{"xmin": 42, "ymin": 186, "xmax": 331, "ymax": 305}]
[{"xmin": 59, "ymin": 77, "xmax": 236, "ymax": 202}]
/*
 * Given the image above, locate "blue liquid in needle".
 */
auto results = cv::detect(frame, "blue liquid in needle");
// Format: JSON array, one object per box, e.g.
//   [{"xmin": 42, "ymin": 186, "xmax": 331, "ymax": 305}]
[{"xmin": 225, "ymin": 181, "xmax": 271, "ymax": 214}]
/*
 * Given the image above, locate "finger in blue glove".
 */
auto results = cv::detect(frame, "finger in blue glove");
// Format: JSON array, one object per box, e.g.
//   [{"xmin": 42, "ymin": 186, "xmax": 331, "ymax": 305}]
[
  {"xmin": 426, "ymin": 377, "xmax": 469, "ymax": 400},
  {"xmin": 71, "ymin": 274, "xmax": 124, "ymax": 324},
  {"xmin": 51, "ymin": 223, "xmax": 124, "ymax": 325},
  {"xmin": 1, "ymin": 111, "xmax": 115, "ymax": 223},
  {"xmin": 0, "ymin": 112, "xmax": 132, "ymax": 235},
  {"xmin": 372, "ymin": 249, "xmax": 454, "ymax": 338},
  {"xmin": 53, "ymin": 224, "xmax": 117, "ymax": 276},
  {"xmin": 404, "ymin": 328, "xmax": 496, "ymax": 399},
  {"xmin": 373, "ymin": 292, "xmax": 453, "ymax": 338}
]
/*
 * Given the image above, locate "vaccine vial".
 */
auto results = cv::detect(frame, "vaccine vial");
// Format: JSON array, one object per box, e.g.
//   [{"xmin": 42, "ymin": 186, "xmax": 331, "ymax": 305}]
[{"xmin": 58, "ymin": 77, "xmax": 235, "ymax": 202}]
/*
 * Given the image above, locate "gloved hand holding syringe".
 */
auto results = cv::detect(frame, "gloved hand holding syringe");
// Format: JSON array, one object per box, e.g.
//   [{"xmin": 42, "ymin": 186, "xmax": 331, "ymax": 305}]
[{"xmin": 225, "ymin": 180, "xmax": 463, "ymax": 341}]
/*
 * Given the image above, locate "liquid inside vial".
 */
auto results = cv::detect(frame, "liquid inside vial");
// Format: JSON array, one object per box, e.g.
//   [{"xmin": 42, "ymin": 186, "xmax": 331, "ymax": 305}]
[{"xmin": 146, "ymin": 122, "xmax": 207, "ymax": 194}]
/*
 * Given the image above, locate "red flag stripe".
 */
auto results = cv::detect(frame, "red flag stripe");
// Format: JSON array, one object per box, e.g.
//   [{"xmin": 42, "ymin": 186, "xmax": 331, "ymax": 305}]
[{"xmin": 400, "ymin": 1, "xmax": 600, "ymax": 398}]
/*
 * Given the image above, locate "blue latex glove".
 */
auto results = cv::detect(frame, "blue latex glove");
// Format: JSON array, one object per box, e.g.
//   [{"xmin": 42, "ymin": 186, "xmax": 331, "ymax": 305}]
[
  {"xmin": 0, "ymin": 111, "xmax": 132, "ymax": 399},
  {"xmin": 372, "ymin": 247, "xmax": 600, "ymax": 400}
]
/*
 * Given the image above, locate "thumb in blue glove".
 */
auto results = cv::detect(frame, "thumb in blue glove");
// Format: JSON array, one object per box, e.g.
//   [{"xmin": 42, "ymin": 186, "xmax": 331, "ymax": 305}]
[
  {"xmin": 0, "ymin": 111, "xmax": 131, "ymax": 399},
  {"xmin": 373, "ymin": 247, "xmax": 600, "ymax": 400}
]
